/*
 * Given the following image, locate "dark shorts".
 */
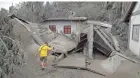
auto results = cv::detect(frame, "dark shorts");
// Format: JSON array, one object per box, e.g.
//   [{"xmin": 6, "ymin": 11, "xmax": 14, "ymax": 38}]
[{"xmin": 40, "ymin": 57, "xmax": 47, "ymax": 62}]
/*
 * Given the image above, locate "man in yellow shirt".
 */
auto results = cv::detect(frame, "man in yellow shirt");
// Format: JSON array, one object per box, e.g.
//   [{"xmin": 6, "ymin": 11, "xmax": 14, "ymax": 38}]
[{"xmin": 36, "ymin": 42, "xmax": 53, "ymax": 70}]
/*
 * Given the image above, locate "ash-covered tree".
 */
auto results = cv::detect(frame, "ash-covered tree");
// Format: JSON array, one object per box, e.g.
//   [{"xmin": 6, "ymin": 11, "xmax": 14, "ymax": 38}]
[{"xmin": 11, "ymin": 2, "xmax": 44, "ymax": 23}]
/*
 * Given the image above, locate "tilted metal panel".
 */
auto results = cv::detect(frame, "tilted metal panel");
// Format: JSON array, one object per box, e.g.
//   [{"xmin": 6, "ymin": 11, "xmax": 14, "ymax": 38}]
[{"xmin": 94, "ymin": 31, "xmax": 112, "ymax": 56}]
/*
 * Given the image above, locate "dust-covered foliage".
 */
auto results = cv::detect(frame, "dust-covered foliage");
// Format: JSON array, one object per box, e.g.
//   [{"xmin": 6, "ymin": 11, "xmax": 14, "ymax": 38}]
[
  {"xmin": 107, "ymin": 2, "xmax": 131, "ymax": 50},
  {"xmin": 0, "ymin": 8, "xmax": 25, "ymax": 78},
  {"xmin": 0, "ymin": 36, "xmax": 25, "ymax": 78},
  {"xmin": 9, "ymin": 2, "xmax": 130, "ymax": 22},
  {"xmin": 111, "ymin": 19, "xmax": 128, "ymax": 50},
  {"xmin": 0, "ymin": 8, "xmax": 11, "ymax": 36},
  {"xmin": 10, "ymin": 2, "xmax": 45, "ymax": 23}
]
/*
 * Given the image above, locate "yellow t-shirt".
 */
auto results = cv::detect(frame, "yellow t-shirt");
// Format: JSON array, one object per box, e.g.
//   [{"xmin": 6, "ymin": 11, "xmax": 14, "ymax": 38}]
[{"xmin": 38, "ymin": 44, "xmax": 52, "ymax": 57}]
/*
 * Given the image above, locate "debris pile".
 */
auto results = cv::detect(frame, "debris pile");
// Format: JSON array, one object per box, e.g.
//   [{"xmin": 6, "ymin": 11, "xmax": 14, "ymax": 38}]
[
  {"xmin": 53, "ymin": 21, "xmax": 140, "ymax": 77},
  {"xmin": 9, "ymin": 14, "xmax": 78, "ymax": 62},
  {"xmin": 7, "ymin": 14, "xmax": 140, "ymax": 78}
]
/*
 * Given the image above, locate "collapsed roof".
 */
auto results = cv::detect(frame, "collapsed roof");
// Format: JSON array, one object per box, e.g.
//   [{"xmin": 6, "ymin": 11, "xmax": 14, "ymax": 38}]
[{"xmin": 8, "ymin": 14, "xmax": 78, "ymax": 54}]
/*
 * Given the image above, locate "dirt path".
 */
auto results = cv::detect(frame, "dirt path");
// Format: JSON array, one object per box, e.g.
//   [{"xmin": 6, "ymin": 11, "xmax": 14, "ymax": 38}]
[{"xmin": 10, "ymin": 46, "xmax": 106, "ymax": 78}]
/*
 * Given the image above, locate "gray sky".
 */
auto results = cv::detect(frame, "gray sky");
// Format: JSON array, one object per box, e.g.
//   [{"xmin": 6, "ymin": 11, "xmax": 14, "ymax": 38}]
[
  {"xmin": 0, "ymin": 0, "xmax": 21, "ymax": 10},
  {"xmin": 0, "ymin": 0, "xmax": 49, "ymax": 10}
]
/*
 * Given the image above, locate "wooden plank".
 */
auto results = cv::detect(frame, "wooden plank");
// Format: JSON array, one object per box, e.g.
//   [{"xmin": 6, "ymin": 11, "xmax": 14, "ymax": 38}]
[
  {"xmin": 79, "ymin": 38, "xmax": 87, "ymax": 43},
  {"xmin": 80, "ymin": 33, "xmax": 87, "ymax": 38},
  {"xmin": 87, "ymin": 20, "xmax": 112, "ymax": 28},
  {"xmin": 98, "ymin": 29, "xmax": 120, "ymax": 52},
  {"xmin": 95, "ymin": 29, "xmax": 115, "ymax": 52},
  {"xmin": 72, "ymin": 47, "xmax": 83, "ymax": 53},
  {"xmin": 111, "ymin": 36, "xmax": 120, "ymax": 51},
  {"xmin": 99, "ymin": 29, "xmax": 113, "ymax": 46}
]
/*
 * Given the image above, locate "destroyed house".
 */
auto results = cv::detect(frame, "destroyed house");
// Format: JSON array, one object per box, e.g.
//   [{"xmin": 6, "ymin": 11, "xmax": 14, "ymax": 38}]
[
  {"xmin": 42, "ymin": 17, "xmax": 116, "ymax": 57},
  {"xmin": 9, "ymin": 14, "xmax": 117, "ymax": 58},
  {"xmin": 123, "ymin": 2, "xmax": 140, "ymax": 56},
  {"xmin": 42, "ymin": 17, "xmax": 87, "ymax": 37},
  {"xmin": 80, "ymin": 21, "xmax": 114, "ymax": 58}
]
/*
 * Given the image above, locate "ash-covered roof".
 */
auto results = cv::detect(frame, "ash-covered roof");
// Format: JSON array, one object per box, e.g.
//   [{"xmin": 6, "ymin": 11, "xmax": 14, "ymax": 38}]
[
  {"xmin": 87, "ymin": 20, "xmax": 112, "ymax": 28},
  {"xmin": 43, "ymin": 17, "xmax": 88, "ymax": 22},
  {"xmin": 8, "ymin": 14, "xmax": 29, "ymax": 24}
]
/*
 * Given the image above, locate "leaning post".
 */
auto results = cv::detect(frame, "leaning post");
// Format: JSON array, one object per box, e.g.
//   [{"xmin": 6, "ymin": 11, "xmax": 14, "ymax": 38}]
[{"xmin": 88, "ymin": 23, "xmax": 94, "ymax": 59}]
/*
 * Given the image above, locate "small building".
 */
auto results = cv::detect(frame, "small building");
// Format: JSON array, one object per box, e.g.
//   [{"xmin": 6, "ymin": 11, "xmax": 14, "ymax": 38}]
[
  {"xmin": 42, "ymin": 17, "xmax": 113, "ymax": 58},
  {"xmin": 123, "ymin": 2, "xmax": 140, "ymax": 55},
  {"xmin": 42, "ymin": 17, "xmax": 87, "ymax": 38}
]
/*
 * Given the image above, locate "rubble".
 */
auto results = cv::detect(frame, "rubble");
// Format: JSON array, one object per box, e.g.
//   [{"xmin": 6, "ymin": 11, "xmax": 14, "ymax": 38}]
[
  {"xmin": 8, "ymin": 15, "xmax": 79, "ymax": 66},
  {"xmin": 94, "ymin": 29, "xmax": 114, "ymax": 56},
  {"xmin": 55, "ymin": 53, "xmax": 106, "ymax": 76},
  {"xmin": 56, "ymin": 53, "xmax": 86, "ymax": 68},
  {"xmin": 48, "ymin": 34, "xmax": 78, "ymax": 54},
  {"xmin": 7, "ymin": 14, "xmax": 140, "ymax": 78},
  {"xmin": 87, "ymin": 60, "xmax": 110, "ymax": 76},
  {"xmin": 107, "ymin": 60, "xmax": 140, "ymax": 78},
  {"xmin": 9, "ymin": 15, "xmax": 78, "ymax": 52}
]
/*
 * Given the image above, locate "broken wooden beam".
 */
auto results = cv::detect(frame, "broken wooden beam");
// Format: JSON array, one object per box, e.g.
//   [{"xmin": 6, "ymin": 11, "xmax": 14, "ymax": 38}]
[
  {"xmin": 98, "ymin": 29, "xmax": 113, "ymax": 46},
  {"xmin": 111, "ymin": 35, "xmax": 120, "ymax": 51},
  {"xmin": 72, "ymin": 47, "xmax": 83, "ymax": 53}
]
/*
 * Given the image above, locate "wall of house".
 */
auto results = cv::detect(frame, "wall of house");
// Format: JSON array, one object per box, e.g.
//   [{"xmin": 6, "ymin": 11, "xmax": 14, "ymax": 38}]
[
  {"xmin": 129, "ymin": 3, "xmax": 140, "ymax": 55},
  {"xmin": 43, "ymin": 20, "xmax": 85, "ymax": 41}
]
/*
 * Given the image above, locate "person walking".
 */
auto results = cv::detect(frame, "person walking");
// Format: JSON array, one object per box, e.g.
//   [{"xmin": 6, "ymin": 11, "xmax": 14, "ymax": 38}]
[{"xmin": 36, "ymin": 42, "xmax": 54, "ymax": 70}]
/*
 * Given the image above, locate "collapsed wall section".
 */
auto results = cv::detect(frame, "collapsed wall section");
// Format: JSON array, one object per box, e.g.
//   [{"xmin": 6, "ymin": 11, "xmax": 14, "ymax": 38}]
[{"xmin": 9, "ymin": 18, "xmax": 33, "ymax": 47}]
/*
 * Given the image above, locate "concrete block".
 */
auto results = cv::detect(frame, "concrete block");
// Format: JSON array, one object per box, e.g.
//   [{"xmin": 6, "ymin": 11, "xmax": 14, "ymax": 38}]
[
  {"xmin": 87, "ymin": 60, "xmax": 110, "ymax": 76},
  {"xmin": 56, "ymin": 54, "xmax": 86, "ymax": 68}
]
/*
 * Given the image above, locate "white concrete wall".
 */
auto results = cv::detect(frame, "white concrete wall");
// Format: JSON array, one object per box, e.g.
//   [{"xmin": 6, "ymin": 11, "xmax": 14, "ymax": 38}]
[
  {"xmin": 129, "ymin": 3, "xmax": 140, "ymax": 55},
  {"xmin": 43, "ymin": 21, "xmax": 82, "ymax": 37}
]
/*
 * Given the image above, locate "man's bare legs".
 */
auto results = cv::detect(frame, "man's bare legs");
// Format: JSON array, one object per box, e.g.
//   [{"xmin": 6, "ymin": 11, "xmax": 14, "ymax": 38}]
[{"xmin": 40, "ymin": 57, "xmax": 47, "ymax": 70}]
